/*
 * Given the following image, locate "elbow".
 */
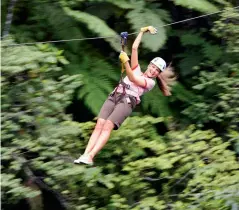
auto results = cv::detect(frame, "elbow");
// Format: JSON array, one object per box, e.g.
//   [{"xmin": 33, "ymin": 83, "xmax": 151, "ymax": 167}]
[
  {"xmin": 128, "ymin": 75, "xmax": 136, "ymax": 82},
  {"xmin": 132, "ymin": 46, "xmax": 138, "ymax": 51}
]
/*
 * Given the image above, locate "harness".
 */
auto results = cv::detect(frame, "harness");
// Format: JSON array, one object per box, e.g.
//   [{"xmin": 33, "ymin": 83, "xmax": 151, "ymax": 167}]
[
  {"xmin": 115, "ymin": 80, "xmax": 138, "ymax": 98},
  {"xmin": 112, "ymin": 31, "xmax": 138, "ymax": 104}
]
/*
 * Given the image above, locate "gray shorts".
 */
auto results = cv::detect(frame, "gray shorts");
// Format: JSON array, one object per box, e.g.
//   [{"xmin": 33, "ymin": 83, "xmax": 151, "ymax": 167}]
[{"xmin": 98, "ymin": 93, "xmax": 137, "ymax": 130}]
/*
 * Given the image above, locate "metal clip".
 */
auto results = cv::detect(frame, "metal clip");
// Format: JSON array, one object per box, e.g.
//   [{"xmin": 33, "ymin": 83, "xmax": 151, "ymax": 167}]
[
  {"xmin": 121, "ymin": 81, "xmax": 130, "ymax": 89},
  {"xmin": 120, "ymin": 32, "xmax": 128, "ymax": 46}
]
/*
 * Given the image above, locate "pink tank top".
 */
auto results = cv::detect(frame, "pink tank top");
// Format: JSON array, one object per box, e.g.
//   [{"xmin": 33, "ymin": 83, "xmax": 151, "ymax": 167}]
[{"xmin": 113, "ymin": 64, "xmax": 155, "ymax": 104}]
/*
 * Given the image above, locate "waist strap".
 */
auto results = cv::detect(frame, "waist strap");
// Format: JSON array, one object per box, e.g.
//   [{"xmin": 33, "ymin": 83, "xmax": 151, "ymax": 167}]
[
  {"xmin": 116, "ymin": 89, "xmax": 138, "ymax": 98},
  {"xmin": 120, "ymin": 80, "xmax": 130, "ymax": 89},
  {"xmin": 112, "ymin": 80, "xmax": 139, "ymax": 99},
  {"xmin": 119, "ymin": 81, "xmax": 138, "ymax": 95}
]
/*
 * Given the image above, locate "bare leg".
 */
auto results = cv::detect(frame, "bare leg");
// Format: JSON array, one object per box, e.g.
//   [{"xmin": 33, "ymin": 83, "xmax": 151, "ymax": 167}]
[
  {"xmin": 89, "ymin": 120, "xmax": 115, "ymax": 160},
  {"xmin": 84, "ymin": 118, "xmax": 106, "ymax": 154}
]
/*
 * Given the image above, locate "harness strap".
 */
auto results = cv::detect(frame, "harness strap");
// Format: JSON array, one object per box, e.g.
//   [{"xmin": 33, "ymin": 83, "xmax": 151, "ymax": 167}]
[
  {"xmin": 112, "ymin": 80, "xmax": 138, "ymax": 99},
  {"xmin": 120, "ymin": 32, "xmax": 128, "ymax": 74},
  {"xmin": 110, "ymin": 92, "xmax": 137, "ymax": 107},
  {"xmin": 114, "ymin": 31, "xmax": 128, "ymax": 103}
]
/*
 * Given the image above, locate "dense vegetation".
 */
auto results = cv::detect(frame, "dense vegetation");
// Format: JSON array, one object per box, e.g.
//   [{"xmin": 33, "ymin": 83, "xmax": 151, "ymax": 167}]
[{"xmin": 1, "ymin": 0, "xmax": 239, "ymax": 209}]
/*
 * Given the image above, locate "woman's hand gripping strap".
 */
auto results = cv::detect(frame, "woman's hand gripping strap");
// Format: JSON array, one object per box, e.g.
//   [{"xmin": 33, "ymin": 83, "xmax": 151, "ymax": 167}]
[
  {"xmin": 119, "ymin": 51, "xmax": 130, "ymax": 64},
  {"xmin": 120, "ymin": 32, "xmax": 128, "ymax": 73}
]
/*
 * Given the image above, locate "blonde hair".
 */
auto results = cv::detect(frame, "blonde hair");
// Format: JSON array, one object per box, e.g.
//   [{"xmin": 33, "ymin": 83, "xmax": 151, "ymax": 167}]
[{"xmin": 156, "ymin": 64, "xmax": 176, "ymax": 96}]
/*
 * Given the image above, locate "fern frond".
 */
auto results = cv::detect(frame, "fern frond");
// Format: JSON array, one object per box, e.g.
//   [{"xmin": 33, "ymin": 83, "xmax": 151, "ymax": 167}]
[
  {"xmin": 177, "ymin": 31, "xmax": 223, "ymax": 76},
  {"xmin": 177, "ymin": 51, "xmax": 204, "ymax": 77},
  {"xmin": 173, "ymin": 0, "xmax": 219, "ymax": 13},
  {"xmin": 180, "ymin": 33, "xmax": 205, "ymax": 46},
  {"xmin": 211, "ymin": 0, "xmax": 229, "ymax": 6},
  {"xmin": 66, "ymin": 54, "xmax": 119, "ymax": 115},
  {"xmin": 202, "ymin": 43, "xmax": 223, "ymax": 63},
  {"xmin": 141, "ymin": 81, "xmax": 199, "ymax": 118},
  {"xmin": 141, "ymin": 88, "xmax": 172, "ymax": 117},
  {"xmin": 105, "ymin": 0, "xmax": 135, "ymax": 9},
  {"xmin": 172, "ymin": 83, "xmax": 200, "ymax": 103},
  {"xmin": 63, "ymin": 7, "xmax": 120, "ymax": 51},
  {"xmin": 155, "ymin": 8, "xmax": 172, "ymax": 23},
  {"xmin": 127, "ymin": 8, "xmax": 167, "ymax": 52}
]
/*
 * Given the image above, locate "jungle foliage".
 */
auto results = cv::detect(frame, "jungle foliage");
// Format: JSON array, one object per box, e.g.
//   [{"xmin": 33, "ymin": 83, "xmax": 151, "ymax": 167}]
[{"xmin": 1, "ymin": 0, "xmax": 239, "ymax": 209}]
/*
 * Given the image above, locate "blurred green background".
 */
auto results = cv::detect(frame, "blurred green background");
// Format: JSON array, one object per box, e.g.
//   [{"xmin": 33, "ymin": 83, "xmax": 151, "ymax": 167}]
[{"xmin": 1, "ymin": 0, "xmax": 239, "ymax": 209}]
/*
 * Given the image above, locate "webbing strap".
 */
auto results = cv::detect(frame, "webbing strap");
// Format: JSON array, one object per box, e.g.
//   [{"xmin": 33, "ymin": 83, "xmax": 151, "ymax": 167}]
[
  {"xmin": 120, "ymin": 32, "xmax": 128, "ymax": 73},
  {"xmin": 114, "ymin": 31, "xmax": 129, "ymax": 103}
]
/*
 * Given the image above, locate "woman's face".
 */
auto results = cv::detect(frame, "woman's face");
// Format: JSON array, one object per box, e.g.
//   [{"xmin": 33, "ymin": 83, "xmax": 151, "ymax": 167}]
[{"xmin": 145, "ymin": 63, "xmax": 161, "ymax": 78}]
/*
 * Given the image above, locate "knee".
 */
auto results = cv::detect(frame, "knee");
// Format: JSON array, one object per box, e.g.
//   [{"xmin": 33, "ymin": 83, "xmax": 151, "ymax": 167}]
[
  {"xmin": 102, "ymin": 120, "xmax": 114, "ymax": 131},
  {"xmin": 95, "ymin": 118, "xmax": 106, "ymax": 130}
]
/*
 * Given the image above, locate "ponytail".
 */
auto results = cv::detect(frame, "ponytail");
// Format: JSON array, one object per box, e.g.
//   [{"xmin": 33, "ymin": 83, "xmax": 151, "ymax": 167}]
[{"xmin": 156, "ymin": 64, "xmax": 176, "ymax": 96}]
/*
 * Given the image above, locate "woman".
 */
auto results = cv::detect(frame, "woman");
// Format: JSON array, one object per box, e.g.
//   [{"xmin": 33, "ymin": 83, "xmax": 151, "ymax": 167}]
[{"xmin": 74, "ymin": 26, "xmax": 175, "ymax": 165}]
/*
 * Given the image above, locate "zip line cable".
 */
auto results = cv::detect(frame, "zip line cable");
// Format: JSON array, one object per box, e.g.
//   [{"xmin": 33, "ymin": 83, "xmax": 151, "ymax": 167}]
[
  {"xmin": 128, "ymin": 5, "xmax": 239, "ymax": 35},
  {"xmin": 2, "ymin": 6, "xmax": 238, "ymax": 48}
]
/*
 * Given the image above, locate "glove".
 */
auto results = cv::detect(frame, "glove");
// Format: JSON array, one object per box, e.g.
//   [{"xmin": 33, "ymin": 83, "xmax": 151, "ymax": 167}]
[
  {"xmin": 140, "ymin": 26, "xmax": 157, "ymax": 34},
  {"xmin": 119, "ymin": 51, "xmax": 130, "ymax": 64}
]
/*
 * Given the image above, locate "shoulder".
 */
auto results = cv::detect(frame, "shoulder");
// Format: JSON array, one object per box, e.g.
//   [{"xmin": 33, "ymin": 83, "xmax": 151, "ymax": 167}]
[{"xmin": 144, "ymin": 77, "xmax": 156, "ymax": 90}]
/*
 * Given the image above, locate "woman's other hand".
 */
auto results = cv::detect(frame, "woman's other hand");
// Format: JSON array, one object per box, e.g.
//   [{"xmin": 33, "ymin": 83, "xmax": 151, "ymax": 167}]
[{"xmin": 140, "ymin": 26, "xmax": 157, "ymax": 34}]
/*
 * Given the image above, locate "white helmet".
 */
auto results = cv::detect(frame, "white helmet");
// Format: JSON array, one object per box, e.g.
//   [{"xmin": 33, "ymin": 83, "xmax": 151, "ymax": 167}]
[{"xmin": 151, "ymin": 57, "xmax": 166, "ymax": 72}]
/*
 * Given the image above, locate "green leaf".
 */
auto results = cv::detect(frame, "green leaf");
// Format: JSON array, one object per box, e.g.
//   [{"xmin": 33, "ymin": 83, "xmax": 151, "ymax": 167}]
[
  {"xmin": 63, "ymin": 7, "xmax": 120, "ymax": 51},
  {"xmin": 127, "ymin": 8, "xmax": 167, "ymax": 51},
  {"xmin": 106, "ymin": 0, "xmax": 134, "ymax": 9},
  {"xmin": 141, "ymin": 87, "xmax": 172, "ymax": 117},
  {"xmin": 173, "ymin": 0, "xmax": 219, "ymax": 13}
]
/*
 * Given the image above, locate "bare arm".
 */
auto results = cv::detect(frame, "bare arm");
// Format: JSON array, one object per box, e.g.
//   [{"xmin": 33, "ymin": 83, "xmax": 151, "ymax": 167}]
[
  {"xmin": 119, "ymin": 26, "xmax": 157, "ymax": 87},
  {"xmin": 124, "ymin": 61, "xmax": 146, "ymax": 87},
  {"xmin": 131, "ymin": 31, "xmax": 144, "ymax": 68},
  {"xmin": 131, "ymin": 26, "xmax": 157, "ymax": 68}
]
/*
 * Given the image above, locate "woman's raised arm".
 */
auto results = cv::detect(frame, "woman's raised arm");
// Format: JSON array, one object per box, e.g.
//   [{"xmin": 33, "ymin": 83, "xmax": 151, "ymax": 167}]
[
  {"xmin": 131, "ymin": 26, "xmax": 158, "ymax": 68},
  {"xmin": 131, "ymin": 31, "xmax": 144, "ymax": 69}
]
